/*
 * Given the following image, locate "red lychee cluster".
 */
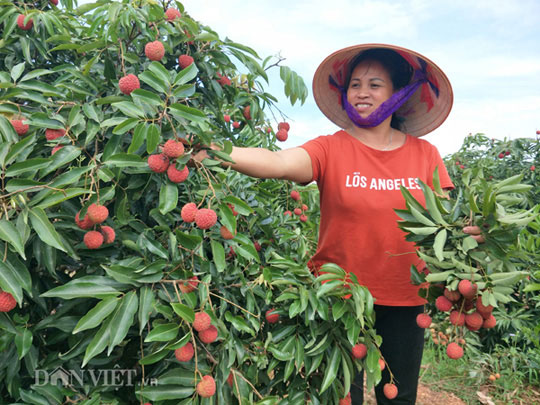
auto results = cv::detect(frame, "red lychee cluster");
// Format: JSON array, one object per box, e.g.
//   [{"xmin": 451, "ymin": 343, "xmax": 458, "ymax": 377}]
[
  {"xmin": 196, "ymin": 375, "xmax": 216, "ymax": 398},
  {"xmin": 178, "ymin": 54, "xmax": 194, "ymax": 69},
  {"xmin": 174, "ymin": 342, "xmax": 194, "ymax": 362},
  {"xmin": 147, "ymin": 140, "xmax": 190, "ymax": 183},
  {"xmin": 193, "ymin": 311, "xmax": 218, "ymax": 344},
  {"xmin": 76, "ymin": 204, "xmax": 115, "ymax": 249},
  {"xmin": 287, "ymin": 190, "xmax": 308, "ymax": 222},
  {"xmin": 145, "ymin": 41, "xmax": 165, "ymax": 61},
  {"xmin": 0, "ymin": 291, "xmax": 17, "ymax": 312},
  {"xmin": 11, "ymin": 119, "xmax": 29, "ymax": 136},
  {"xmin": 216, "ymin": 72, "xmax": 231, "ymax": 87},
  {"xmin": 265, "ymin": 309, "xmax": 279, "ymax": 324},
  {"xmin": 165, "ymin": 8, "xmax": 181, "ymax": 21},
  {"xmin": 17, "ymin": 14, "xmax": 33, "ymax": 30},
  {"xmin": 276, "ymin": 121, "xmax": 290, "ymax": 142},
  {"xmin": 419, "ymin": 280, "xmax": 497, "ymax": 359},
  {"xmin": 180, "ymin": 203, "xmax": 218, "ymax": 230},
  {"xmin": 119, "ymin": 74, "xmax": 140, "ymax": 95}
]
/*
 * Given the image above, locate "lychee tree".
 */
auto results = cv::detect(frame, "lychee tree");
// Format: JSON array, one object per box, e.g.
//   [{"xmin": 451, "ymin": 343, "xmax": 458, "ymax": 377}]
[{"xmin": 0, "ymin": 1, "xmax": 382, "ymax": 404}]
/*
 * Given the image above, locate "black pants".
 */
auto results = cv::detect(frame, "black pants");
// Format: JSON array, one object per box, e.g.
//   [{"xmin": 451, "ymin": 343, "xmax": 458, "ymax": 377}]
[{"xmin": 350, "ymin": 305, "xmax": 425, "ymax": 404}]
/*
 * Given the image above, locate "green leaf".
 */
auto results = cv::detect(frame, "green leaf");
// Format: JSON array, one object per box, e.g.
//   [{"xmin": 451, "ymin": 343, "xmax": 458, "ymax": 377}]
[
  {"xmin": 82, "ymin": 318, "xmax": 111, "ymax": 367},
  {"xmin": 15, "ymin": 328, "xmax": 32, "ymax": 359},
  {"xmin": 139, "ymin": 70, "xmax": 169, "ymax": 93},
  {"xmin": 41, "ymin": 279, "xmax": 121, "ymax": 300},
  {"xmin": 0, "ymin": 219, "xmax": 26, "ymax": 259},
  {"xmin": 159, "ymin": 182, "xmax": 178, "ymax": 215},
  {"xmin": 174, "ymin": 63, "xmax": 199, "ymax": 85},
  {"xmin": 5, "ymin": 158, "xmax": 50, "ymax": 177},
  {"xmin": 320, "ymin": 345, "xmax": 341, "ymax": 393},
  {"xmin": 0, "ymin": 260, "xmax": 23, "ymax": 304},
  {"xmin": 211, "ymin": 240, "xmax": 226, "ymax": 272},
  {"xmin": 104, "ymin": 153, "xmax": 146, "ymax": 168},
  {"xmin": 433, "ymin": 229, "xmax": 447, "ymax": 261},
  {"xmin": 169, "ymin": 103, "xmax": 207, "ymax": 122},
  {"xmin": 28, "ymin": 208, "xmax": 67, "ymax": 252},
  {"xmin": 107, "ymin": 291, "xmax": 138, "ymax": 355},
  {"xmin": 113, "ymin": 101, "xmax": 145, "ymax": 118},
  {"xmin": 73, "ymin": 297, "xmax": 119, "ymax": 334},
  {"xmin": 0, "ymin": 116, "xmax": 19, "ymax": 142},
  {"xmin": 139, "ymin": 286, "xmax": 155, "ymax": 333},
  {"xmin": 171, "ymin": 303, "xmax": 195, "ymax": 323},
  {"xmin": 131, "ymin": 88, "xmax": 164, "ymax": 107},
  {"xmin": 137, "ymin": 386, "xmax": 194, "ymax": 401},
  {"xmin": 144, "ymin": 323, "xmax": 179, "ymax": 342},
  {"xmin": 11, "ymin": 62, "xmax": 26, "ymax": 82},
  {"xmin": 146, "ymin": 123, "xmax": 160, "ymax": 154}
]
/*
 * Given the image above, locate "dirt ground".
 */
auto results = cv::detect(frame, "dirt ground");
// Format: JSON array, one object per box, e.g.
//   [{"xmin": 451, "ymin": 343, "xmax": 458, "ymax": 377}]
[{"xmin": 364, "ymin": 382, "xmax": 466, "ymax": 405}]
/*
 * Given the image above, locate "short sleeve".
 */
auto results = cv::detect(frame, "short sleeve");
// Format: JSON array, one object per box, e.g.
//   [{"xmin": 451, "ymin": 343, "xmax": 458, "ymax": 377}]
[{"xmin": 299, "ymin": 135, "xmax": 330, "ymax": 183}]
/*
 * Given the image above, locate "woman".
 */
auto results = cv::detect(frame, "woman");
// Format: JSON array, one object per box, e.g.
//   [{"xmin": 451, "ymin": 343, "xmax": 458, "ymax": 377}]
[{"xmin": 207, "ymin": 44, "xmax": 482, "ymax": 404}]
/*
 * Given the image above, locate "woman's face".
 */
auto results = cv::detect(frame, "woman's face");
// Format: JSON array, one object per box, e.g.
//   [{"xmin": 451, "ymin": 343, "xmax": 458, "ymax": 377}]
[{"xmin": 346, "ymin": 60, "xmax": 394, "ymax": 118}]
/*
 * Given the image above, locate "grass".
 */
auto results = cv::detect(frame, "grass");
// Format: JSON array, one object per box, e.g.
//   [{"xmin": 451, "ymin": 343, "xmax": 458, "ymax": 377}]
[{"xmin": 420, "ymin": 341, "xmax": 540, "ymax": 404}]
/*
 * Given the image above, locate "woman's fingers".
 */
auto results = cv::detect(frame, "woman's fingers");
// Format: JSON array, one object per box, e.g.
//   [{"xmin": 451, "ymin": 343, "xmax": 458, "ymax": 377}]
[{"xmin": 462, "ymin": 226, "xmax": 485, "ymax": 243}]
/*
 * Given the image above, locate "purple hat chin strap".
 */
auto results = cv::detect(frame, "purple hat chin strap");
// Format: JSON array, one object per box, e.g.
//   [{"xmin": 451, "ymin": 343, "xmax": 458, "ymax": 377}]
[{"xmin": 336, "ymin": 69, "xmax": 427, "ymax": 128}]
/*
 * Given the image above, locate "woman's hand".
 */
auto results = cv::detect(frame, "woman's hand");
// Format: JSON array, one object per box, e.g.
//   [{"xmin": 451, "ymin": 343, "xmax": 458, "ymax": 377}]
[{"xmin": 463, "ymin": 226, "xmax": 485, "ymax": 243}]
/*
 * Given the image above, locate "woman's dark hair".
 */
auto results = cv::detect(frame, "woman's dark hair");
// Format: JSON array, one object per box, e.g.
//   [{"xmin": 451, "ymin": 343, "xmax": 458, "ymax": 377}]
[{"xmin": 344, "ymin": 49, "xmax": 413, "ymax": 129}]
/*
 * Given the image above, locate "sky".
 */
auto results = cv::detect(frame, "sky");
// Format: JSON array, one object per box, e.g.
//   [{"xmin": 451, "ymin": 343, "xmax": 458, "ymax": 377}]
[{"xmin": 179, "ymin": 0, "xmax": 540, "ymax": 157}]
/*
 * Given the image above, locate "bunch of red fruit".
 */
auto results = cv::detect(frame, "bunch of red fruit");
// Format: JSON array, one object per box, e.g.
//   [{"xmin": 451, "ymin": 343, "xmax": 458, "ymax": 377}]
[
  {"xmin": 180, "ymin": 202, "xmax": 218, "ymax": 230},
  {"xmin": 416, "ymin": 279, "xmax": 496, "ymax": 359},
  {"xmin": 275, "ymin": 121, "xmax": 290, "ymax": 142},
  {"xmin": 147, "ymin": 140, "xmax": 190, "ymax": 183},
  {"xmin": 285, "ymin": 190, "xmax": 308, "ymax": 222},
  {"xmin": 75, "ymin": 204, "xmax": 115, "ymax": 249}
]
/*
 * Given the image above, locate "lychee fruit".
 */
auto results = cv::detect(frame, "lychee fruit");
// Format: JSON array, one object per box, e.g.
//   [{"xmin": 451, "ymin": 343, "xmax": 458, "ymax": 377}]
[
  {"xmin": 199, "ymin": 325, "xmax": 218, "ymax": 344},
  {"xmin": 51, "ymin": 145, "xmax": 64, "ymax": 155},
  {"xmin": 167, "ymin": 164, "xmax": 189, "ymax": 183},
  {"xmin": 253, "ymin": 241, "xmax": 261, "ymax": 251},
  {"xmin": 227, "ymin": 372, "xmax": 234, "ymax": 387},
  {"xmin": 379, "ymin": 358, "xmax": 386, "ymax": 370},
  {"xmin": 45, "ymin": 128, "xmax": 66, "ymax": 141},
  {"xmin": 446, "ymin": 342, "xmax": 464, "ymax": 359},
  {"xmin": 177, "ymin": 54, "xmax": 194, "ymax": 69},
  {"xmin": 351, "ymin": 343, "xmax": 367, "ymax": 359},
  {"xmin": 100, "ymin": 226, "xmax": 115, "ymax": 244},
  {"xmin": 483, "ymin": 314, "xmax": 496, "ymax": 329},
  {"xmin": 300, "ymin": 214, "xmax": 308, "ymax": 222},
  {"xmin": 276, "ymin": 129, "xmax": 288, "ymax": 142},
  {"xmin": 174, "ymin": 342, "xmax": 194, "ymax": 362},
  {"xmin": 178, "ymin": 276, "xmax": 198, "ymax": 294},
  {"xmin": 145, "ymin": 41, "xmax": 165, "ymax": 61},
  {"xmin": 11, "ymin": 119, "xmax": 29, "ymax": 136},
  {"xmin": 465, "ymin": 312, "xmax": 483, "ymax": 331},
  {"xmin": 75, "ymin": 211, "xmax": 93, "ymax": 230},
  {"xmin": 290, "ymin": 190, "xmax": 300, "ymax": 201},
  {"xmin": 458, "ymin": 279, "xmax": 477, "ymax": 299},
  {"xmin": 449, "ymin": 310, "xmax": 465, "ymax": 326},
  {"xmin": 476, "ymin": 296, "xmax": 494, "ymax": 318},
  {"xmin": 339, "ymin": 392, "xmax": 352, "ymax": 405},
  {"xmin": 383, "ymin": 383, "xmax": 398, "ymax": 400},
  {"xmin": 443, "ymin": 288, "xmax": 461, "ymax": 302},
  {"xmin": 50, "ymin": 0, "xmax": 59, "ymax": 5},
  {"xmin": 165, "ymin": 8, "xmax": 181, "ymax": 21},
  {"xmin": 284, "ymin": 211, "xmax": 292, "ymax": 216},
  {"xmin": 181, "ymin": 202, "xmax": 198, "ymax": 222},
  {"xmin": 17, "ymin": 15, "xmax": 33, "ymax": 30},
  {"xmin": 302, "ymin": 204, "xmax": 308, "ymax": 211},
  {"xmin": 232, "ymin": 121, "xmax": 240, "ymax": 129},
  {"xmin": 87, "ymin": 203, "xmax": 109, "ymax": 224},
  {"xmin": 83, "ymin": 231, "xmax": 104, "ymax": 249},
  {"xmin": 196, "ymin": 375, "xmax": 216, "ymax": 398},
  {"xmin": 278, "ymin": 122, "xmax": 290, "ymax": 131},
  {"xmin": 195, "ymin": 208, "xmax": 217, "ymax": 230},
  {"xmin": 265, "ymin": 309, "xmax": 279, "ymax": 324},
  {"xmin": 293, "ymin": 208, "xmax": 302, "ymax": 216},
  {"xmin": 148, "ymin": 153, "xmax": 170, "ymax": 173},
  {"xmin": 416, "ymin": 313, "xmax": 432, "ymax": 328},
  {"xmin": 163, "ymin": 139, "xmax": 185, "ymax": 158},
  {"xmin": 227, "ymin": 203, "xmax": 238, "ymax": 216},
  {"xmin": 435, "ymin": 295, "xmax": 453, "ymax": 312},
  {"xmin": 0, "ymin": 291, "xmax": 17, "ymax": 312},
  {"xmin": 193, "ymin": 312, "xmax": 211, "ymax": 332},
  {"xmin": 243, "ymin": 106, "xmax": 251, "ymax": 120},
  {"xmin": 216, "ymin": 73, "xmax": 231, "ymax": 86},
  {"xmin": 220, "ymin": 225, "xmax": 234, "ymax": 240},
  {"xmin": 223, "ymin": 114, "xmax": 231, "ymax": 123},
  {"xmin": 531, "ymin": 165, "xmax": 536, "ymax": 171},
  {"xmin": 119, "ymin": 74, "xmax": 140, "ymax": 95}
]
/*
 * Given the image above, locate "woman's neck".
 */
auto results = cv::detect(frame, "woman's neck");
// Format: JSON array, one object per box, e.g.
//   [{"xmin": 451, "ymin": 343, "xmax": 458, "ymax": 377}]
[{"xmin": 346, "ymin": 124, "xmax": 405, "ymax": 151}]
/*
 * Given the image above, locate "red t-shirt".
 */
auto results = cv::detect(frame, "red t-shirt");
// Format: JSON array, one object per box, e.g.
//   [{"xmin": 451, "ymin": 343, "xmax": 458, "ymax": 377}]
[{"xmin": 300, "ymin": 130, "xmax": 454, "ymax": 306}]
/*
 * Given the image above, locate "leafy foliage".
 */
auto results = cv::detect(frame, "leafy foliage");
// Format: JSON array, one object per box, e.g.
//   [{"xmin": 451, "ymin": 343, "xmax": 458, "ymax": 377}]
[{"xmin": 0, "ymin": 1, "xmax": 379, "ymax": 404}]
